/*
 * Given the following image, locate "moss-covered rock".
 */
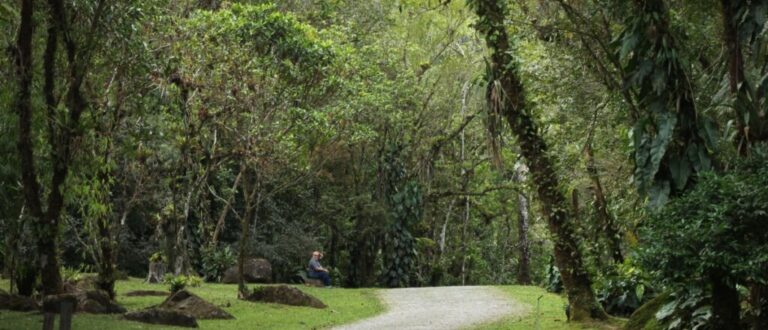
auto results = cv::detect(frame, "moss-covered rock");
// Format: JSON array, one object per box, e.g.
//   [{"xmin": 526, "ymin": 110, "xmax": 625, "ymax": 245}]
[
  {"xmin": 245, "ymin": 285, "xmax": 326, "ymax": 308},
  {"xmin": 625, "ymin": 292, "xmax": 671, "ymax": 330}
]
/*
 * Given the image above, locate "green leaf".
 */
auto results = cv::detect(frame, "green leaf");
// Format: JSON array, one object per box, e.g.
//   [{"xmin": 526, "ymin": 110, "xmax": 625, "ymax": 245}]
[
  {"xmin": 635, "ymin": 284, "xmax": 646, "ymax": 302},
  {"xmin": 655, "ymin": 300, "xmax": 678, "ymax": 320},
  {"xmin": 649, "ymin": 112, "xmax": 676, "ymax": 178},
  {"xmin": 669, "ymin": 156, "xmax": 691, "ymax": 191},
  {"xmin": 648, "ymin": 180, "xmax": 670, "ymax": 210}
]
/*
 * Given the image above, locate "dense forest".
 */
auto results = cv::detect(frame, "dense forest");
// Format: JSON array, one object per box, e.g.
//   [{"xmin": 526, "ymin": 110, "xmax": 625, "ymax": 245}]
[{"xmin": 2, "ymin": 0, "xmax": 768, "ymax": 329}]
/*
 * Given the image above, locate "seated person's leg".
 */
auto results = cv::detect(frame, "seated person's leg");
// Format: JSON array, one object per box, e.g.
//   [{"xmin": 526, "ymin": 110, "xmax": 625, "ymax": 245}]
[{"xmin": 320, "ymin": 272, "xmax": 331, "ymax": 286}]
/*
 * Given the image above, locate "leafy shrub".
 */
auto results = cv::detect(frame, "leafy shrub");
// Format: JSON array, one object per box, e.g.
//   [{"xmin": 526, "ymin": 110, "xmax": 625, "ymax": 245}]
[
  {"xmin": 596, "ymin": 261, "xmax": 655, "ymax": 316},
  {"xmin": 61, "ymin": 266, "xmax": 84, "ymax": 283},
  {"xmin": 545, "ymin": 257, "xmax": 563, "ymax": 293},
  {"xmin": 639, "ymin": 147, "xmax": 768, "ymax": 286},
  {"xmin": 149, "ymin": 252, "xmax": 166, "ymax": 264},
  {"xmin": 165, "ymin": 275, "xmax": 186, "ymax": 292},
  {"xmin": 164, "ymin": 274, "xmax": 203, "ymax": 292},
  {"xmin": 201, "ymin": 245, "xmax": 236, "ymax": 282},
  {"xmin": 186, "ymin": 275, "xmax": 203, "ymax": 287},
  {"xmin": 654, "ymin": 287, "xmax": 711, "ymax": 330},
  {"xmin": 638, "ymin": 145, "xmax": 768, "ymax": 329},
  {"xmin": 330, "ymin": 267, "xmax": 343, "ymax": 287}
]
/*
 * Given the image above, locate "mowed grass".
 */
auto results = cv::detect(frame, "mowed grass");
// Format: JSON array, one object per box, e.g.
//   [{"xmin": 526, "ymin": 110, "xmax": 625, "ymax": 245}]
[
  {"xmin": 0, "ymin": 278, "xmax": 383, "ymax": 330},
  {"xmin": 476, "ymin": 286, "xmax": 624, "ymax": 330}
]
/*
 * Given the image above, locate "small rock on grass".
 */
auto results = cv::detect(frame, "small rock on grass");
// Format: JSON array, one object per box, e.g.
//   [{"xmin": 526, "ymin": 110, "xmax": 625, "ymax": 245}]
[
  {"xmin": 244, "ymin": 285, "xmax": 326, "ymax": 309},
  {"xmin": 0, "ymin": 289, "xmax": 39, "ymax": 311},
  {"xmin": 124, "ymin": 290, "xmax": 169, "ymax": 297},
  {"xmin": 159, "ymin": 290, "xmax": 234, "ymax": 319},
  {"xmin": 124, "ymin": 308, "xmax": 198, "ymax": 328}
]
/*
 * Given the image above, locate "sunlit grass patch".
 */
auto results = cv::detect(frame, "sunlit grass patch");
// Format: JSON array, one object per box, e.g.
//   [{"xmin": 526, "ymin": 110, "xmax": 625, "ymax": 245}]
[
  {"xmin": 477, "ymin": 286, "xmax": 625, "ymax": 330},
  {"xmin": 0, "ymin": 278, "xmax": 383, "ymax": 330}
]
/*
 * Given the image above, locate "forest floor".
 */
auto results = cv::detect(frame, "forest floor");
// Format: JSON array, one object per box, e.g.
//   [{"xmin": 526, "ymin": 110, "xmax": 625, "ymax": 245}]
[{"xmin": 333, "ymin": 286, "xmax": 527, "ymax": 330}]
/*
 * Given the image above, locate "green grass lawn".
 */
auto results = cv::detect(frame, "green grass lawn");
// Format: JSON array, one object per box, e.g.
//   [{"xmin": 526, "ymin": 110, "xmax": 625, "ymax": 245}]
[
  {"xmin": 476, "ymin": 286, "xmax": 625, "ymax": 330},
  {"xmin": 0, "ymin": 278, "xmax": 383, "ymax": 330}
]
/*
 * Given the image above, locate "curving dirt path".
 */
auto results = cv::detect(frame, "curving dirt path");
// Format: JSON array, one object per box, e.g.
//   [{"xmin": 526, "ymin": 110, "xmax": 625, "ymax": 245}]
[{"xmin": 333, "ymin": 286, "xmax": 529, "ymax": 330}]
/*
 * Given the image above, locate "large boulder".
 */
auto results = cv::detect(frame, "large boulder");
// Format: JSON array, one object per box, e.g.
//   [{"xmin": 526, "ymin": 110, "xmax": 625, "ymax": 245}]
[
  {"xmin": 0, "ymin": 289, "xmax": 39, "ymax": 311},
  {"xmin": 63, "ymin": 277, "xmax": 126, "ymax": 314},
  {"xmin": 63, "ymin": 276, "xmax": 98, "ymax": 293},
  {"xmin": 42, "ymin": 294, "xmax": 78, "ymax": 313},
  {"xmin": 245, "ymin": 285, "xmax": 326, "ymax": 309},
  {"xmin": 158, "ymin": 290, "xmax": 233, "ymax": 319},
  {"xmin": 125, "ymin": 308, "xmax": 198, "ymax": 328},
  {"xmin": 77, "ymin": 290, "xmax": 127, "ymax": 314},
  {"xmin": 222, "ymin": 258, "xmax": 272, "ymax": 284}
]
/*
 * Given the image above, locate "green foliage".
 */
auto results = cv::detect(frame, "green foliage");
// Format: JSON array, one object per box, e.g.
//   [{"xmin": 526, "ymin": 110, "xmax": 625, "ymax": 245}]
[
  {"xmin": 616, "ymin": 0, "xmax": 716, "ymax": 207},
  {"xmin": 545, "ymin": 257, "xmax": 563, "ymax": 294},
  {"xmin": 596, "ymin": 261, "xmax": 655, "ymax": 317},
  {"xmin": 60, "ymin": 266, "xmax": 84, "ymax": 283},
  {"xmin": 148, "ymin": 252, "xmax": 166, "ymax": 264},
  {"xmin": 164, "ymin": 275, "xmax": 187, "ymax": 293},
  {"xmin": 638, "ymin": 146, "xmax": 768, "ymax": 287},
  {"xmin": 185, "ymin": 3, "xmax": 333, "ymax": 75},
  {"xmin": 654, "ymin": 288, "xmax": 711, "ymax": 330},
  {"xmin": 382, "ymin": 179, "xmax": 423, "ymax": 287},
  {"xmin": 164, "ymin": 274, "xmax": 202, "ymax": 293},
  {"xmin": 380, "ymin": 139, "xmax": 423, "ymax": 288},
  {"xmin": 200, "ymin": 245, "xmax": 235, "ymax": 283}
]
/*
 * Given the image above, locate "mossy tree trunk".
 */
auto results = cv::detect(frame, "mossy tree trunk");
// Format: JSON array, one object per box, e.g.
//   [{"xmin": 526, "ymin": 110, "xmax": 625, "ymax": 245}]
[
  {"xmin": 584, "ymin": 144, "xmax": 623, "ymax": 264},
  {"xmin": 719, "ymin": 2, "xmax": 767, "ymax": 327},
  {"xmin": 237, "ymin": 168, "xmax": 260, "ymax": 298},
  {"xmin": 513, "ymin": 162, "xmax": 531, "ymax": 285},
  {"xmin": 471, "ymin": 0, "xmax": 606, "ymax": 321}
]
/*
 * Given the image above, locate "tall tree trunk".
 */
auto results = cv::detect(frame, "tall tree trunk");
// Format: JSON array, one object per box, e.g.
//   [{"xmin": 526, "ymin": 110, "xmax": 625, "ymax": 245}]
[
  {"xmin": 210, "ymin": 165, "xmax": 244, "ymax": 247},
  {"xmin": 237, "ymin": 169, "xmax": 260, "ymax": 298},
  {"xmin": 719, "ymin": 2, "xmax": 767, "ymax": 327},
  {"xmin": 14, "ymin": 0, "xmax": 46, "ymax": 296},
  {"xmin": 513, "ymin": 162, "xmax": 532, "ymax": 285},
  {"xmin": 472, "ymin": 0, "xmax": 606, "ymax": 320},
  {"xmin": 720, "ymin": 0, "xmax": 753, "ymax": 154},
  {"xmin": 584, "ymin": 144, "xmax": 623, "ymax": 264},
  {"xmin": 96, "ymin": 216, "xmax": 116, "ymax": 298},
  {"xmin": 15, "ymin": 0, "xmax": 64, "ymax": 296},
  {"xmin": 459, "ymin": 82, "xmax": 470, "ymax": 286},
  {"xmin": 749, "ymin": 283, "xmax": 768, "ymax": 330},
  {"xmin": 162, "ymin": 217, "xmax": 178, "ymax": 273},
  {"xmin": 720, "ymin": 0, "xmax": 745, "ymax": 96}
]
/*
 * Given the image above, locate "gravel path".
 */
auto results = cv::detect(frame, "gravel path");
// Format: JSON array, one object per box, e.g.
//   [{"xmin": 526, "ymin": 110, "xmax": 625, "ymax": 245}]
[{"xmin": 333, "ymin": 286, "xmax": 529, "ymax": 330}]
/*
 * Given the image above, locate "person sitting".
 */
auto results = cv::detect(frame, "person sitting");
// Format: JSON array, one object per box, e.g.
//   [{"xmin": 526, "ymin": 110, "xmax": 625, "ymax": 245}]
[{"xmin": 307, "ymin": 251, "xmax": 332, "ymax": 287}]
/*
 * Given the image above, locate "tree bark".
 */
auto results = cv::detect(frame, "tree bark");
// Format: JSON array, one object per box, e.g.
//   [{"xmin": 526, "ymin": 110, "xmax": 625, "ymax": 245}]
[
  {"xmin": 96, "ymin": 215, "xmax": 116, "ymax": 298},
  {"xmin": 584, "ymin": 144, "xmax": 623, "ymax": 264},
  {"xmin": 720, "ymin": 0, "xmax": 744, "ymax": 95},
  {"xmin": 720, "ymin": 0, "xmax": 754, "ymax": 154},
  {"xmin": 472, "ymin": 0, "xmax": 606, "ymax": 320},
  {"xmin": 750, "ymin": 282, "xmax": 768, "ymax": 330},
  {"xmin": 210, "ymin": 165, "xmax": 244, "ymax": 247},
  {"xmin": 237, "ymin": 169, "xmax": 260, "ymax": 298},
  {"xmin": 14, "ymin": 0, "xmax": 65, "ymax": 296},
  {"xmin": 513, "ymin": 162, "xmax": 532, "ymax": 285},
  {"xmin": 719, "ymin": 3, "xmax": 768, "ymax": 326}
]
